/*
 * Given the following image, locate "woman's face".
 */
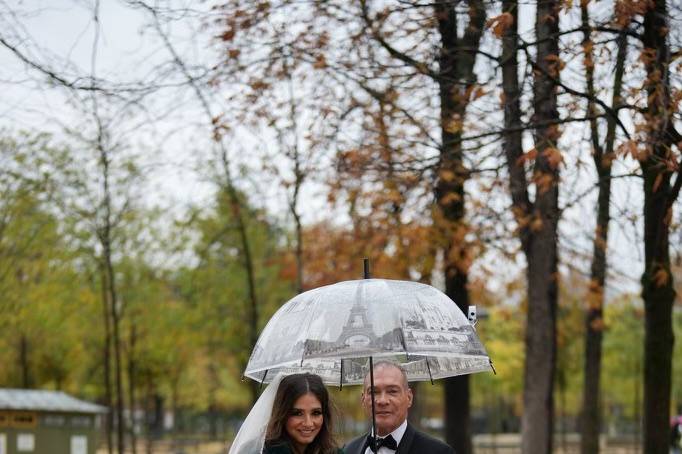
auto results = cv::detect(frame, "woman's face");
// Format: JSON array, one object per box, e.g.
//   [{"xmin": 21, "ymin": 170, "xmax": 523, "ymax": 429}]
[{"xmin": 285, "ymin": 392, "xmax": 323, "ymax": 451}]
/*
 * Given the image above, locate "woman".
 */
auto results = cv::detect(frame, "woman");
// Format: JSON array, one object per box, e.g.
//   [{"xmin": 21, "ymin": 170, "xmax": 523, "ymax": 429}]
[
  {"xmin": 228, "ymin": 373, "xmax": 342, "ymax": 454},
  {"xmin": 263, "ymin": 373, "xmax": 342, "ymax": 454}
]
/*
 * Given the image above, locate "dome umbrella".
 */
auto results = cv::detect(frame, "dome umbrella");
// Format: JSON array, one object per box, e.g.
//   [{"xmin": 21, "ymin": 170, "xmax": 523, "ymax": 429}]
[{"xmin": 243, "ymin": 261, "xmax": 494, "ymax": 450}]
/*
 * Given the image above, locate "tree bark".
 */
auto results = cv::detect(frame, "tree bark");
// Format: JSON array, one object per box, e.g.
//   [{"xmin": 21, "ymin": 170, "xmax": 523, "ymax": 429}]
[
  {"xmin": 99, "ymin": 140, "xmax": 126, "ymax": 454},
  {"xmin": 579, "ymin": 8, "xmax": 627, "ymax": 453},
  {"xmin": 98, "ymin": 264, "xmax": 114, "ymax": 454},
  {"xmin": 521, "ymin": 2, "xmax": 561, "ymax": 452},
  {"xmin": 128, "ymin": 323, "xmax": 138, "ymax": 454},
  {"xmin": 285, "ymin": 72, "xmax": 305, "ymax": 295},
  {"xmin": 433, "ymin": 2, "xmax": 486, "ymax": 453},
  {"xmin": 641, "ymin": 2, "xmax": 676, "ymax": 452},
  {"xmin": 501, "ymin": 1, "xmax": 560, "ymax": 453}
]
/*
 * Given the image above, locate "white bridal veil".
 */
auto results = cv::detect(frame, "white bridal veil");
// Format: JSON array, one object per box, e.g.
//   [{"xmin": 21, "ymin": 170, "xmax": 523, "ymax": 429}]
[{"xmin": 229, "ymin": 373, "xmax": 285, "ymax": 454}]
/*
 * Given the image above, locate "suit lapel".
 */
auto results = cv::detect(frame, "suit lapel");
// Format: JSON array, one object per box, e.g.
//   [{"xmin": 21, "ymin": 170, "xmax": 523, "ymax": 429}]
[{"xmin": 396, "ymin": 423, "xmax": 415, "ymax": 454}]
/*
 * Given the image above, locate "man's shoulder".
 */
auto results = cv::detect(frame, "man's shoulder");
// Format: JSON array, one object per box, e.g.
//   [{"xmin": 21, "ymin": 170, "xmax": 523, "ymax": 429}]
[{"xmin": 409, "ymin": 427, "xmax": 455, "ymax": 454}]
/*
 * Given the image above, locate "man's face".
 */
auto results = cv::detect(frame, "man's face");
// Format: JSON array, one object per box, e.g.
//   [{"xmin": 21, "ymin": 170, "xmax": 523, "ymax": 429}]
[{"xmin": 361, "ymin": 365, "xmax": 413, "ymax": 436}]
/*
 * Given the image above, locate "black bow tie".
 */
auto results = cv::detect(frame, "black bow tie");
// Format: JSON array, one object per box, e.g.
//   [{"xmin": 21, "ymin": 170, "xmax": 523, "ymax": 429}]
[{"xmin": 367, "ymin": 434, "xmax": 398, "ymax": 452}]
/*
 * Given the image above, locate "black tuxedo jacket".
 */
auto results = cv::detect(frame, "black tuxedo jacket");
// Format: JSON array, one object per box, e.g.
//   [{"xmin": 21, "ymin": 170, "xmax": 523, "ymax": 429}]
[{"xmin": 344, "ymin": 423, "xmax": 454, "ymax": 454}]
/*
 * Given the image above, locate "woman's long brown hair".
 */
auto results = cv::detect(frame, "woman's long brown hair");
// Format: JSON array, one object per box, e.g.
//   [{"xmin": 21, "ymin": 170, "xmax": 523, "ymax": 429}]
[{"xmin": 264, "ymin": 373, "xmax": 337, "ymax": 454}]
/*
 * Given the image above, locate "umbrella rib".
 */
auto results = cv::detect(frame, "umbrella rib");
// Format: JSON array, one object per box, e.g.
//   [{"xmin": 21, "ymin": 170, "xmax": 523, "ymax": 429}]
[
  {"xmin": 425, "ymin": 358, "xmax": 434, "ymax": 385},
  {"xmin": 259, "ymin": 369, "xmax": 269, "ymax": 390},
  {"xmin": 399, "ymin": 322, "xmax": 409, "ymax": 361}
]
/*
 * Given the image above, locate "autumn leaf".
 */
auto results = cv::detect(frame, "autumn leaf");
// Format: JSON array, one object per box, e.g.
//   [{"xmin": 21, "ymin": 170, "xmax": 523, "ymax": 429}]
[
  {"xmin": 544, "ymin": 54, "xmax": 566, "ymax": 76},
  {"xmin": 617, "ymin": 140, "xmax": 643, "ymax": 160},
  {"xmin": 470, "ymin": 86, "xmax": 486, "ymax": 101},
  {"xmin": 516, "ymin": 148, "xmax": 537, "ymax": 165},
  {"xmin": 653, "ymin": 268, "xmax": 669, "ymax": 287},
  {"xmin": 444, "ymin": 116, "xmax": 463, "ymax": 133},
  {"xmin": 542, "ymin": 147, "xmax": 564, "ymax": 168},
  {"xmin": 486, "ymin": 12, "xmax": 514, "ymax": 38},
  {"xmin": 313, "ymin": 54, "xmax": 327, "ymax": 69},
  {"xmin": 530, "ymin": 215, "xmax": 544, "ymax": 232},
  {"xmin": 439, "ymin": 170, "xmax": 456, "ymax": 182},
  {"xmin": 221, "ymin": 29, "xmax": 236, "ymax": 42},
  {"xmin": 534, "ymin": 173, "xmax": 556, "ymax": 194},
  {"xmin": 440, "ymin": 192, "xmax": 462, "ymax": 206},
  {"xmin": 249, "ymin": 79, "xmax": 270, "ymax": 92}
]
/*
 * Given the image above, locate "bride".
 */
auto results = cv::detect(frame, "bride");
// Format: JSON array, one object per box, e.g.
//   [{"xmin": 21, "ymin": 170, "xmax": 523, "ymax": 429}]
[{"xmin": 229, "ymin": 373, "xmax": 343, "ymax": 454}]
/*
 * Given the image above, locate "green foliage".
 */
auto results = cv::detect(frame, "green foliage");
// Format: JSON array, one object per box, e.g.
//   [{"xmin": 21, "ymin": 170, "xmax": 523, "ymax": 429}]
[
  {"xmin": 174, "ymin": 187, "xmax": 294, "ymax": 409},
  {"xmin": 602, "ymin": 295, "xmax": 645, "ymax": 420},
  {"xmin": 0, "ymin": 132, "xmax": 92, "ymax": 390}
]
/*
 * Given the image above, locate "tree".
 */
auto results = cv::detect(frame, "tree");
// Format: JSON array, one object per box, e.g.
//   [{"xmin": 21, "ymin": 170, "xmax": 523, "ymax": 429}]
[
  {"xmin": 498, "ymin": 1, "xmax": 561, "ymax": 451},
  {"xmin": 638, "ymin": 0, "xmax": 681, "ymax": 451},
  {"xmin": 179, "ymin": 186, "xmax": 292, "ymax": 415},
  {"xmin": 578, "ymin": 4, "xmax": 628, "ymax": 452}
]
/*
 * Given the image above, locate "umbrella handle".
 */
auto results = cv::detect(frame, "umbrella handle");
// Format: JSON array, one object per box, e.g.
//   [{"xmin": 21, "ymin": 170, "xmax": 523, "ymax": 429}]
[
  {"xmin": 369, "ymin": 356, "xmax": 377, "ymax": 450},
  {"xmin": 364, "ymin": 260, "xmax": 375, "ymax": 448}
]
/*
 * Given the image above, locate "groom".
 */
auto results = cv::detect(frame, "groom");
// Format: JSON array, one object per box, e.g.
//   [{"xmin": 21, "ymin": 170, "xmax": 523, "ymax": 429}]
[{"xmin": 344, "ymin": 361, "xmax": 455, "ymax": 454}]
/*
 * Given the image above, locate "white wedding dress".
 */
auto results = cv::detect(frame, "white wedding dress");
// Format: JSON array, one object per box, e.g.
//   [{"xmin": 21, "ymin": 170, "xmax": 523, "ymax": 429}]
[{"xmin": 228, "ymin": 374, "xmax": 285, "ymax": 454}]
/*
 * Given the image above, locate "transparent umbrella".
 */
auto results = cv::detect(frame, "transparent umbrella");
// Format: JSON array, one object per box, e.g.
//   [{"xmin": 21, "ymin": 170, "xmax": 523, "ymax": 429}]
[{"xmin": 244, "ymin": 278, "xmax": 494, "ymax": 386}]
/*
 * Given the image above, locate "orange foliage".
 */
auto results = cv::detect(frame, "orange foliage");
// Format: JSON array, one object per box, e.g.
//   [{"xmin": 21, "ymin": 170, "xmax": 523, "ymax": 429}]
[
  {"xmin": 517, "ymin": 148, "xmax": 537, "ymax": 165},
  {"xmin": 301, "ymin": 221, "xmax": 438, "ymax": 290},
  {"xmin": 486, "ymin": 13, "xmax": 514, "ymax": 38},
  {"xmin": 542, "ymin": 147, "xmax": 564, "ymax": 169},
  {"xmin": 653, "ymin": 268, "xmax": 670, "ymax": 287}
]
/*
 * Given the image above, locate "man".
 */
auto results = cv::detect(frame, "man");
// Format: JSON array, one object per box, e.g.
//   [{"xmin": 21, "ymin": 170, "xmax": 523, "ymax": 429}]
[{"xmin": 344, "ymin": 361, "xmax": 455, "ymax": 454}]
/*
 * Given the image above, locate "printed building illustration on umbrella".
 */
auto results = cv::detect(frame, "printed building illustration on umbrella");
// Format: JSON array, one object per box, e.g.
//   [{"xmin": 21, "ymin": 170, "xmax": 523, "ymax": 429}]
[{"xmin": 401, "ymin": 297, "xmax": 487, "ymax": 356}]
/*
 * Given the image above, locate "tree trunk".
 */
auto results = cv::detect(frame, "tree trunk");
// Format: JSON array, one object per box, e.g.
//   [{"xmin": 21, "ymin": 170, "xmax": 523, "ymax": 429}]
[
  {"xmin": 286, "ymin": 72, "xmax": 305, "ymax": 295},
  {"xmin": 579, "ymin": 8, "xmax": 627, "ymax": 453},
  {"xmin": 223, "ymin": 181, "xmax": 260, "ymax": 406},
  {"xmin": 100, "ymin": 152, "xmax": 126, "ymax": 454},
  {"xmin": 128, "ymin": 323, "xmax": 138, "ymax": 454},
  {"xmin": 521, "ymin": 0, "xmax": 561, "ymax": 449},
  {"xmin": 641, "ymin": 1, "xmax": 677, "ymax": 452},
  {"xmin": 99, "ymin": 263, "xmax": 114, "ymax": 454},
  {"xmin": 501, "ymin": 1, "xmax": 561, "ymax": 452},
  {"xmin": 144, "ymin": 377, "xmax": 154, "ymax": 454},
  {"xmin": 19, "ymin": 334, "xmax": 31, "ymax": 388},
  {"xmin": 434, "ymin": 3, "xmax": 485, "ymax": 453}
]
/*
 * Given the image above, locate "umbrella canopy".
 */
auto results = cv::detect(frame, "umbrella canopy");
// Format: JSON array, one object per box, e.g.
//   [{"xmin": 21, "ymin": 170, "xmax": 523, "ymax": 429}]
[{"xmin": 244, "ymin": 278, "xmax": 492, "ymax": 385}]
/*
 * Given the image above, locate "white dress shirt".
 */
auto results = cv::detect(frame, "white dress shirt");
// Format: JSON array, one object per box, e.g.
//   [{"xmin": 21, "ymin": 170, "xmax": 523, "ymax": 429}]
[{"xmin": 363, "ymin": 419, "xmax": 408, "ymax": 454}]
